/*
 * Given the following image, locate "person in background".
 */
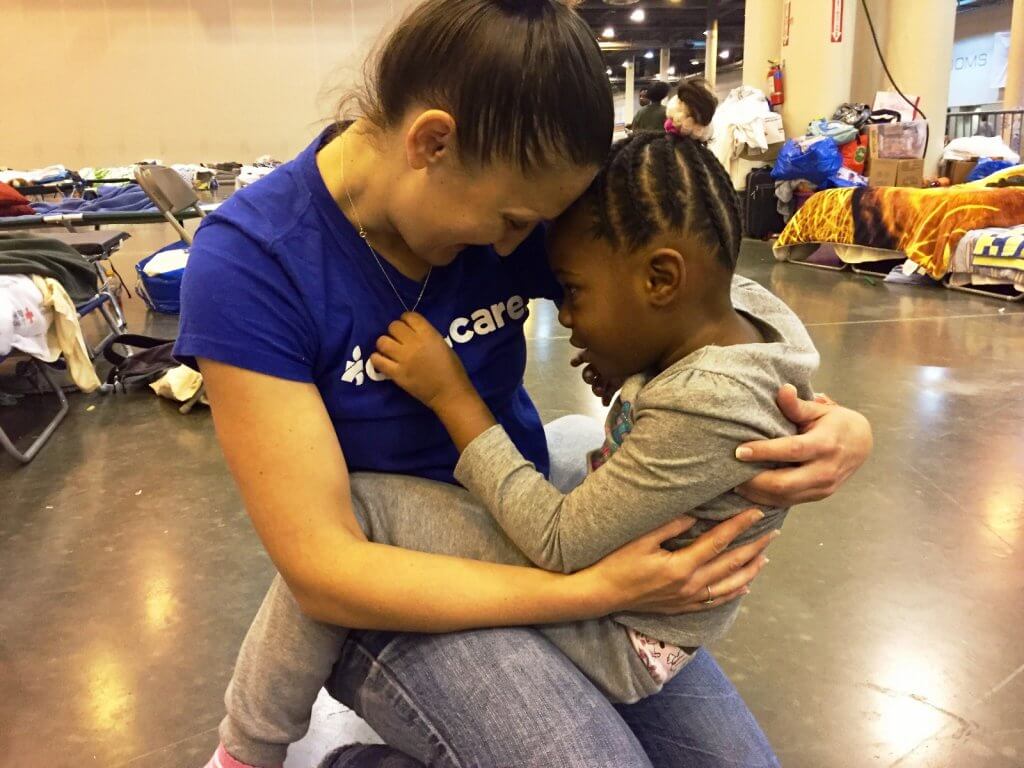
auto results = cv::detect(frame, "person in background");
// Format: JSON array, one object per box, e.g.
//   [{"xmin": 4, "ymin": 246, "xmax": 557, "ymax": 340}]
[
  {"xmin": 638, "ymin": 88, "xmax": 651, "ymax": 108},
  {"xmin": 629, "ymin": 81, "xmax": 670, "ymax": 133}
]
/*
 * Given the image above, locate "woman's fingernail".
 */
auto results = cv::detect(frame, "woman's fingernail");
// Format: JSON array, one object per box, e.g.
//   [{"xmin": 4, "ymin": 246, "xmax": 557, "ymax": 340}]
[
  {"xmin": 762, "ymin": 557, "xmax": 771, "ymax": 565},
  {"xmin": 770, "ymin": 529, "xmax": 782, "ymax": 539},
  {"xmin": 742, "ymin": 587, "xmax": 751, "ymax": 595},
  {"xmin": 753, "ymin": 510, "xmax": 765, "ymax": 521},
  {"xmin": 736, "ymin": 446, "xmax": 753, "ymax": 460}
]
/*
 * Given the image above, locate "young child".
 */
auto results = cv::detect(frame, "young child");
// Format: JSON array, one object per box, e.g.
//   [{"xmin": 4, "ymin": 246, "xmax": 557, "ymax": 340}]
[
  {"xmin": 208, "ymin": 88, "xmax": 818, "ymax": 768},
  {"xmin": 373, "ymin": 122, "xmax": 820, "ymax": 688}
]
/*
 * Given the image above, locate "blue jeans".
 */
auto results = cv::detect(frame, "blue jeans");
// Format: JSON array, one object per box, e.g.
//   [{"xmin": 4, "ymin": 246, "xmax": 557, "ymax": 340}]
[
  {"xmin": 324, "ymin": 416, "xmax": 778, "ymax": 767},
  {"xmin": 325, "ymin": 629, "xmax": 779, "ymax": 768}
]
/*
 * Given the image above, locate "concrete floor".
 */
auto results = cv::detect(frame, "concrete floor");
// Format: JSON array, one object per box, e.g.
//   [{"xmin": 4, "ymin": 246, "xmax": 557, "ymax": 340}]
[{"xmin": 2, "ymin": 220, "xmax": 1023, "ymax": 768}]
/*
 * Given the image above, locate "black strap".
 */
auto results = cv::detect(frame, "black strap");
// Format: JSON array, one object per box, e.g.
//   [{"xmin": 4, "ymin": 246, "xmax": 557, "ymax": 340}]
[{"xmin": 101, "ymin": 333, "xmax": 175, "ymax": 369}]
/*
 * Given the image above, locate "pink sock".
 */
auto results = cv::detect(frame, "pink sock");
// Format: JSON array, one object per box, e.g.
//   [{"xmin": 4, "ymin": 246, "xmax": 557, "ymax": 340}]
[{"xmin": 204, "ymin": 743, "xmax": 281, "ymax": 768}]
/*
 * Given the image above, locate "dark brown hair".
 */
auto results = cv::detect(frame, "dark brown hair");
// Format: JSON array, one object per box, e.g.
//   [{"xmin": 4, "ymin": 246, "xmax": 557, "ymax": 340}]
[
  {"xmin": 344, "ymin": 0, "xmax": 613, "ymax": 172},
  {"xmin": 674, "ymin": 78, "xmax": 718, "ymax": 126},
  {"xmin": 646, "ymin": 81, "xmax": 671, "ymax": 103}
]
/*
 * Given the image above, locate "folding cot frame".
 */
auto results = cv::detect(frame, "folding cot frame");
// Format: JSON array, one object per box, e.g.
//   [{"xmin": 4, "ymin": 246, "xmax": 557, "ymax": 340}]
[{"xmin": 777, "ymin": 242, "xmax": 1024, "ymax": 301}]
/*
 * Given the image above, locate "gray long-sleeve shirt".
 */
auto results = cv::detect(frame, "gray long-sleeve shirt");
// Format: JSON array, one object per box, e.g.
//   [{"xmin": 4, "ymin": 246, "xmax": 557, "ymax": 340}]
[{"xmin": 455, "ymin": 276, "xmax": 820, "ymax": 648}]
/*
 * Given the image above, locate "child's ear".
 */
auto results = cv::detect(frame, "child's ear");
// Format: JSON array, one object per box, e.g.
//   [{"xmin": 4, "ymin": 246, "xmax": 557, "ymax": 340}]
[{"xmin": 644, "ymin": 248, "xmax": 686, "ymax": 306}]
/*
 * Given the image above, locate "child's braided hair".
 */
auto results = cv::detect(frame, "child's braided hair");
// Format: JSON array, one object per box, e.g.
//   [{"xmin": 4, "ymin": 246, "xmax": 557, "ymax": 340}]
[{"xmin": 579, "ymin": 81, "xmax": 742, "ymax": 270}]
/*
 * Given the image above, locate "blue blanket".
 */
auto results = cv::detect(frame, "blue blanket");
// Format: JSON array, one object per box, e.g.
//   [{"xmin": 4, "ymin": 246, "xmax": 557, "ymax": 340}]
[{"xmin": 32, "ymin": 184, "xmax": 156, "ymax": 214}]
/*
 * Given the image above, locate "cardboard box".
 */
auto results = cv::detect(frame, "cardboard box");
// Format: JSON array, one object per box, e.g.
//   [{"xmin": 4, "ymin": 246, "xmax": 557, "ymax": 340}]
[
  {"xmin": 867, "ymin": 157, "xmax": 924, "ymax": 188},
  {"xmin": 896, "ymin": 158, "xmax": 924, "ymax": 188},
  {"xmin": 868, "ymin": 157, "xmax": 898, "ymax": 186},
  {"xmin": 941, "ymin": 159, "xmax": 979, "ymax": 185},
  {"xmin": 867, "ymin": 121, "xmax": 927, "ymax": 159},
  {"xmin": 738, "ymin": 114, "xmax": 785, "ymax": 162}
]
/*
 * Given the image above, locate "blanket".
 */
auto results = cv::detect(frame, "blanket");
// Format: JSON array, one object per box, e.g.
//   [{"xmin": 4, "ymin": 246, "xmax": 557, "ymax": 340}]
[
  {"xmin": 774, "ymin": 184, "xmax": 1024, "ymax": 278},
  {"xmin": 0, "ymin": 234, "xmax": 98, "ymax": 303},
  {"xmin": 31, "ymin": 183, "xmax": 156, "ymax": 215}
]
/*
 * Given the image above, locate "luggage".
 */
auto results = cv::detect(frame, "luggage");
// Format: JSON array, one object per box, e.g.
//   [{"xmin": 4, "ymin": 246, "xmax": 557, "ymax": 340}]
[{"xmin": 744, "ymin": 167, "xmax": 785, "ymax": 239}]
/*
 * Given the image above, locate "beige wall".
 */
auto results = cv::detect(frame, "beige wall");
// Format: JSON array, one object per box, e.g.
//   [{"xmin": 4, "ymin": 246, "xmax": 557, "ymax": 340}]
[{"xmin": 1, "ymin": 0, "xmax": 417, "ymax": 170}]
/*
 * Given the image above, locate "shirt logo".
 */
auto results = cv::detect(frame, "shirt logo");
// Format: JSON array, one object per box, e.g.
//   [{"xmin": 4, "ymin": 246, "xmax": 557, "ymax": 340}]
[{"xmin": 340, "ymin": 295, "xmax": 527, "ymax": 386}]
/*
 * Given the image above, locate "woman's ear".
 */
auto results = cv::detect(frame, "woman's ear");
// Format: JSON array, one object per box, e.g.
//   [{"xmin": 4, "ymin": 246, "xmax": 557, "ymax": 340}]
[
  {"xmin": 405, "ymin": 110, "xmax": 457, "ymax": 170},
  {"xmin": 644, "ymin": 248, "xmax": 686, "ymax": 306}
]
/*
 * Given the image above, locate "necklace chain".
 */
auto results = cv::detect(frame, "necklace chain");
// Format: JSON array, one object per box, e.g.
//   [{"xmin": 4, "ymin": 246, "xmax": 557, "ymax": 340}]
[{"xmin": 340, "ymin": 135, "xmax": 431, "ymax": 314}]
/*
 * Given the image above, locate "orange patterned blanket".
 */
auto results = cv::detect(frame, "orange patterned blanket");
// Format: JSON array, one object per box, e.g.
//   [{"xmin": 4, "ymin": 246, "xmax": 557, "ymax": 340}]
[{"xmin": 774, "ymin": 184, "xmax": 1024, "ymax": 278}]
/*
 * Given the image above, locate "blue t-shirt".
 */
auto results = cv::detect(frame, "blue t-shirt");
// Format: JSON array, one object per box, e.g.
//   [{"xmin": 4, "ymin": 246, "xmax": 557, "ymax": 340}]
[{"xmin": 175, "ymin": 128, "xmax": 560, "ymax": 484}]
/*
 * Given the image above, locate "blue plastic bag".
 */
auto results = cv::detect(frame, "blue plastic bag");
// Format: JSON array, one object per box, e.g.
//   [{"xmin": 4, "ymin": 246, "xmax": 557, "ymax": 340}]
[
  {"xmin": 966, "ymin": 158, "xmax": 1014, "ymax": 182},
  {"xmin": 771, "ymin": 136, "xmax": 843, "ymax": 185}
]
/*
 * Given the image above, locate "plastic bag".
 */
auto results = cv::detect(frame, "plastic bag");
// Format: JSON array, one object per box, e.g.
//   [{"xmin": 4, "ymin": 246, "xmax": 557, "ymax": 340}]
[
  {"xmin": 966, "ymin": 158, "xmax": 1015, "ymax": 182},
  {"xmin": 808, "ymin": 119, "xmax": 859, "ymax": 146},
  {"xmin": 832, "ymin": 103, "xmax": 872, "ymax": 128},
  {"xmin": 771, "ymin": 136, "xmax": 842, "ymax": 185},
  {"xmin": 841, "ymin": 135, "xmax": 869, "ymax": 174},
  {"xmin": 825, "ymin": 167, "xmax": 868, "ymax": 188}
]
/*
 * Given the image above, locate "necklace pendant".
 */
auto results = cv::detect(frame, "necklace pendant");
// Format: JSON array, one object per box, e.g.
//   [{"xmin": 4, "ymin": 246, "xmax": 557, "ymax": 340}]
[{"xmin": 358, "ymin": 226, "xmax": 368, "ymax": 239}]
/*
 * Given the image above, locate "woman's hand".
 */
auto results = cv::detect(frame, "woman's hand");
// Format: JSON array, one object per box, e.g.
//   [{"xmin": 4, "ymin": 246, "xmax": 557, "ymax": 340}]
[
  {"xmin": 372, "ymin": 312, "xmax": 475, "ymax": 411},
  {"xmin": 735, "ymin": 384, "xmax": 873, "ymax": 507},
  {"xmin": 571, "ymin": 350, "xmax": 623, "ymax": 406},
  {"xmin": 583, "ymin": 509, "xmax": 776, "ymax": 615}
]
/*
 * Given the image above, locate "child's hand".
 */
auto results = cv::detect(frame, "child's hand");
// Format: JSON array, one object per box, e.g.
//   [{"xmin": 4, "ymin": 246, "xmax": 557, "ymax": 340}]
[
  {"xmin": 371, "ymin": 312, "xmax": 475, "ymax": 412},
  {"xmin": 571, "ymin": 350, "xmax": 623, "ymax": 406}
]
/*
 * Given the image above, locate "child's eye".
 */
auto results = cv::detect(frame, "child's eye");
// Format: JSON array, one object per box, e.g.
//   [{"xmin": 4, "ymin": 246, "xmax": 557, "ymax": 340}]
[
  {"xmin": 504, "ymin": 217, "xmax": 528, "ymax": 231},
  {"xmin": 564, "ymin": 285, "xmax": 579, "ymax": 299}
]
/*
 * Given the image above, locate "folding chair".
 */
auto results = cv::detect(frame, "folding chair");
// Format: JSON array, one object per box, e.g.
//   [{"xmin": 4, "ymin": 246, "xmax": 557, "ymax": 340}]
[
  {"xmin": 45, "ymin": 230, "xmax": 131, "ymax": 342},
  {"xmin": 133, "ymin": 165, "xmax": 207, "ymax": 245},
  {"xmin": 0, "ymin": 355, "xmax": 69, "ymax": 464}
]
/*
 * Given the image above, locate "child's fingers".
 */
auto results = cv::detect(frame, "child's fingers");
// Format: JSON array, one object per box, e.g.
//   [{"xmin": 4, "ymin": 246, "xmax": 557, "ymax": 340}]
[
  {"xmin": 401, "ymin": 312, "xmax": 432, "ymax": 333},
  {"xmin": 369, "ymin": 352, "xmax": 397, "ymax": 377},
  {"xmin": 375, "ymin": 335, "xmax": 401, "ymax": 359},
  {"xmin": 387, "ymin": 318, "xmax": 415, "ymax": 342}
]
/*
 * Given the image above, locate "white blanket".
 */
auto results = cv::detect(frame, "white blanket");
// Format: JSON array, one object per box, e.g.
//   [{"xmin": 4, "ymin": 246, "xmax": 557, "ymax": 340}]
[{"xmin": 0, "ymin": 275, "xmax": 50, "ymax": 359}]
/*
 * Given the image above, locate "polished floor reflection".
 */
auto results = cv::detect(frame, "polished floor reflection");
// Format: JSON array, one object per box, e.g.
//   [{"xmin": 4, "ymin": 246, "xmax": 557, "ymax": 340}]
[{"xmin": 2, "ymin": 225, "xmax": 1023, "ymax": 768}]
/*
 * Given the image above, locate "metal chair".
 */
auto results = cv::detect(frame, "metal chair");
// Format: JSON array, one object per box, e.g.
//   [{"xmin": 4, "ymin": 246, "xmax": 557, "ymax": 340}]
[
  {"xmin": 133, "ymin": 165, "xmax": 206, "ymax": 245},
  {"xmin": 0, "ymin": 356, "xmax": 69, "ymax": 464}
]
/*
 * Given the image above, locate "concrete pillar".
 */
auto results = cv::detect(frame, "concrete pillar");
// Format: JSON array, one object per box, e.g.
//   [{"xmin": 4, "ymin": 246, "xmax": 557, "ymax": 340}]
[
  {"xmin": 882, "ymin": 0, "xmax": 956, "ymax": 175},
  {"xmin": 780, "ymin": 0, "xmax": 857, "ymax": 138},
  {"xmin": 705, "ymin": 17, "xmax": 719, "ymax": 87},
  {"xmin": 624, "ymin": 58, "xmax": 635, "ymax": 124},
  {"xmin": 849, "ymin": 0, "xmax": 889, "ymax": 106},
  {"xmin": 742, "ymin": 0, "xmax": 783, "ymax": 91},
  {"xmin": 1005, "ymin": 0, "xmax": 1024, "ymax": 109},
  {"xmin": 660, "ymin": 47, "xmax": 671, "ymax": 79}
]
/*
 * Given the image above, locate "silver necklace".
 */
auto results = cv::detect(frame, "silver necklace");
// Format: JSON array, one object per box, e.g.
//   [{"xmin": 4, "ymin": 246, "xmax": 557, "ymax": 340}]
[{"xmin": 340, "ymin": 136, "xmax": 431, "ymax": 313}]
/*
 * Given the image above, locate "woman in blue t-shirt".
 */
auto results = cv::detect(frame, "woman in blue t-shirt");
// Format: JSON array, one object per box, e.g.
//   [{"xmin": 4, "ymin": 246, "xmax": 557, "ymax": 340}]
[{"xmin": 178, "ymin": 1, "xmax": 873, "ymax": 766}]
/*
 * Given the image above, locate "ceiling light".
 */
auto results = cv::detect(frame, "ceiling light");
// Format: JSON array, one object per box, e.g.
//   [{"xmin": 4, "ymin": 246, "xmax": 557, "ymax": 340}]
[
  {"xmin": 622, "ymin": 61, "xmax": 630, "ymax": 68},
  {"xmin": 630, "ymin": 8, "xmax": 645, "ymax": 22},
  {"xmin": 602, "ymin": 26, "xmax": 615, "ymax": 38},
  {"xmin": 606, "ymin": 67, "xmax": 613, "ymax": 75},
  {"xmin": 668, "ymin": 65, "xmax": 676, "ymax": 75},
  {"xmin": 702, "ymin": 29, "xmax": 709, "ymax": 36},
  {"xmin": 720, "ymin": 49, "xmax": 730, "ymax": 59},
  {"xmin": 644, "ymin": 50, "xmax": 654, "ymax": 59},
  {"xmin": 690, "ymin": 58, "xmax": 701, "ymax": 65}
]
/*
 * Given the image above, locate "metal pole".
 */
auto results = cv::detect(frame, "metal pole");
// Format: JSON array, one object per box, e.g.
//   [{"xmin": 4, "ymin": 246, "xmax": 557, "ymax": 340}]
[
  {"xmin": 705, "ymin": 17, "xmax": 719, "ymax": 87},
  {"xmin": 625, "ymin": 58, "xmax": 636, "ymax": 124}
]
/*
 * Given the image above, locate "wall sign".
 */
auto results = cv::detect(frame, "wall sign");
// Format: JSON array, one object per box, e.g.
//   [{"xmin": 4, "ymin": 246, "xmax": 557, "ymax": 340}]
[{"xmin": 831, "ymin": 0, "xmax": 844, "ymax": 43}]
